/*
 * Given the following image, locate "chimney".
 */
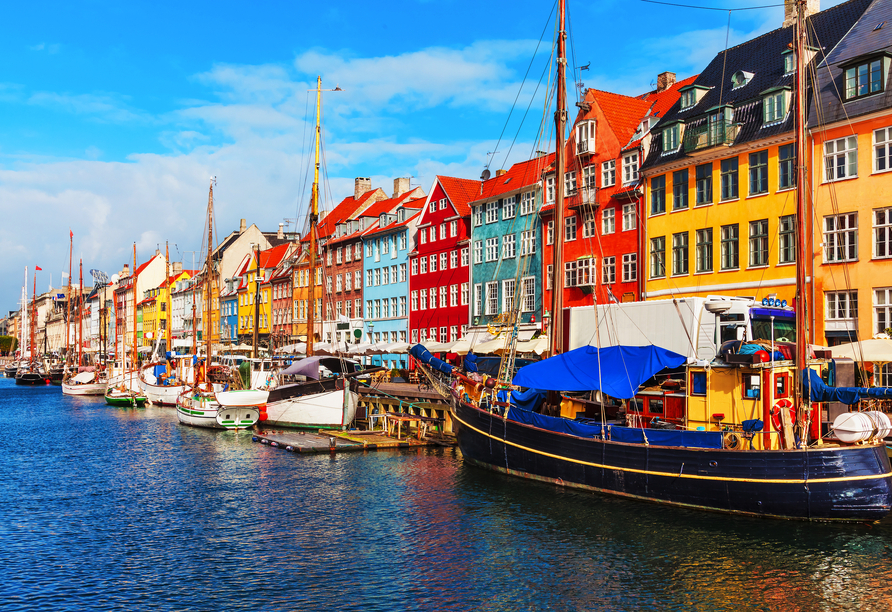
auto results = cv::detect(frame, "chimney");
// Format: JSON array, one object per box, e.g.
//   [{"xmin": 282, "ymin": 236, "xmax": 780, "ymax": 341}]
[
  {"xmin": 172, "ymin": 261, "xmax": 183, "ymax": 276},
  {"xmin": 155, "ymin": 248, "xmax": 161, "ymax": 257},
  {"xmin": 393, "ymin": 177, "xmax": 411, "ymax": 198},
  {"xmin": 784, "ymin": 0, "xmax": 819, "ymax": 28},
  {"xmin": 656, "ymin": 71, "xmax": 676, "ymax": 93},
  {"xmin": 496, "ymin": 169, "xmax": 508, "ymax": 177},
  {"xmin": 278, "ymin": 223, "xmax": 284, "ymax": 239},
  {"xmin": 122, "ymin": 264, "xmax": 130, "ymax": 277},
  {"xmin": 354, "ymin": 177, "xmax": 372, "ymax": 199},
  {"xmin": 239, "ymin": 218, "xmax": 247, "ymax": 234}
]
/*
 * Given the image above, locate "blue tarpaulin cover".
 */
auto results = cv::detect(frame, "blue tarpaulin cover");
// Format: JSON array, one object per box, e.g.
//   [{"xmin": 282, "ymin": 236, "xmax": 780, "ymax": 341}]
[
  {"xmin": 506, "ymin": 406, "xmax": 722, "ymax": 448},
  {"xmin": 409, "ymin": 344, "xmax": 454, "ymax": 375},
  {"xmin": 512, "ymin": 345, "xmax": 686, "ymax": 398},
  {"xmin": 801, "ymin": 368, "xmax": 892, "ymax": 404}
]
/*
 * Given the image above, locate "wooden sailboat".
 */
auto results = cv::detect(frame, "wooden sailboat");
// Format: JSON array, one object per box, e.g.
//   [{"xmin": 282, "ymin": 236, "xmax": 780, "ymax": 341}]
[
  {"xmin": 16, "ymin": 267, "xmax": 48, "ymax": 385},
  {"xmin": 412, "ymin": 0, "xmax": 892, "ymax": 522},
  {"xmin": 105, "ymin": 245, "xmax": 147, "ymax": 407},
  {"xmin": 176, "ymin": 179, "xmax": 264, "ymax": 430}
]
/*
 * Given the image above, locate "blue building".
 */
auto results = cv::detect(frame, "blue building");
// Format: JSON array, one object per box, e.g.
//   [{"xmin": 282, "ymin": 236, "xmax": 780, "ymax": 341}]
[
  {"xmin": 361, "ymin": 191, "xmax": 425, "ymax": 370},
  {"xmin": 468, "ymin": 158, "xmax": 545, "ymax": 345},
  {"xmin": 219, "ymin": 280, "xmax": 239, "ymax": 346}
]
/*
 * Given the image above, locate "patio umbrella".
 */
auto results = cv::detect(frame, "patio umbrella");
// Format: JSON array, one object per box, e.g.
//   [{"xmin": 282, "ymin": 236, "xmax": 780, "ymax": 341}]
[
  {"xmin": 830, "ymin": 339, "xmax": 892, "ymax": 364},
  {"xmin": 348, "ymin": 343, "xmax": 374, "ymax": 356}
]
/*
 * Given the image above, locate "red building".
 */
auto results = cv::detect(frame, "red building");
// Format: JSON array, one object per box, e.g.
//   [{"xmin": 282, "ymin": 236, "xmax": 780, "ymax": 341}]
[
  {"xmin": 408, "ymin": 176, "xmax": 481, "ymax": 345},
  {"xmin": 269, "ymin": 252, "xmax": 296, "ymax": 350},
  {"xmin": 541, "ymin": 72, "xmax": 696, "ymax": 316}
]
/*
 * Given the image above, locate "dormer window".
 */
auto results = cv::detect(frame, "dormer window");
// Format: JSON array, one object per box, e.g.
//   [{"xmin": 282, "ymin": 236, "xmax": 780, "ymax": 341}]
[
  {"xmin": 662, "ymin": 122, "xmax": 683, "ymax": 152},
  {"xmin": 576, "ymin": 120, "xmax": 595, "ymax": 154},
  {"xmin": 762, "ymin": 87, "xmax": 790, "ymax": 124},
  {"xmin": 783, "ymin": 51, "xmax": 796, "ymax": 75},
  {"xmin": 677, "ymin": 84, "xmax": 710, "ymax": 111},
  {"xmin": 397, "ymin": 208, "xmax": 405, "ymax": 223},
  {"xmin": 844, "ymin": 56, "xmax": 886, "ymax": 100},
  {"xmin": 731, "ymin": 70, "xmax": 754, "ymax": 89}
]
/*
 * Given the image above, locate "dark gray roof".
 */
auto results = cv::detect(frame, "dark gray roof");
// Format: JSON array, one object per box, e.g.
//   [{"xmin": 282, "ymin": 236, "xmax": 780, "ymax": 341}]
[
  {"xmin": 642, "ymin": 0, "xmax": 873, "ymax": 172},
  {"xmin": 810, "ymin": 0, "xmax": 892, "ymax": 126}
]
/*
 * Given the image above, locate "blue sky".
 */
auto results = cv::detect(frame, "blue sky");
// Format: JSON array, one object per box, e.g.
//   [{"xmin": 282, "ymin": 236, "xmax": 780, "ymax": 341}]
[{"xmin": 0, "ymin": 0, "xmax": 840, "ymax": 313}]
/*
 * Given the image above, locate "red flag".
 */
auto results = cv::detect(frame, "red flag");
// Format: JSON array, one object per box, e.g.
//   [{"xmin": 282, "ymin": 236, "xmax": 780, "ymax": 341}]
[
  {"xmin": 35, "ymin": 266, "xmax": 42, "ymax": 271},
  {"xmin": 70, "ymin": 230, "xmax": 73, "ymax": 238}
]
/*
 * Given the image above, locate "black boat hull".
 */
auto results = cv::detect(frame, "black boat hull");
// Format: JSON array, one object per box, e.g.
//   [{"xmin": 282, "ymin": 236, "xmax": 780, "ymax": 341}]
[
  {"xmin": 451, "ymin": 399, "xmax": 892, "ymax": 522},
  {"xmin": 15, "ymin": 373, "xmax": 48, "ymax": 385}
]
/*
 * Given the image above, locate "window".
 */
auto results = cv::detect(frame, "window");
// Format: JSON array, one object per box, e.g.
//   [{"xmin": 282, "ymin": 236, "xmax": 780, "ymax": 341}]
[
  {"xmin": 374, "ymin": 268, "xmax": 382, "ymax": 286},
  {"xmin": 663, "ymin": 124, "xmax": 680, "ymax": 152},
  {"xmin": 429, "ymin": 227, "xmax": 435, "ymax": 243},
  {"xmin": 779, "ymin": 144, "xmax": 796, "ymax": 190},
  {"xmin": 845, "ymin": 58, "xmax": 884, "ymax": 100},
  {"xmin": 439, "ymin": 253, "xmax": 446, "ymax": 271},
  {"xmin": 582, "ymin": 165, "xmax": 597, "ymax": 189},
  {"xmin": 680, "ymin": 88, "xmax": 696, "ymax": 109},
  {"xmin": 440, "ymin": 286, "xmax": 447, "ymax": 308},
  {"xmin": 622, "ymin": 152, "xmax": 639, "ymax": 184},
  {"xmin": 564, "ymin": 170, "xmax": 577, "ymax": 195},
  {"xmin": 374, "ymin": 300, "xmax": 381, "ymax": 319},
  {"xmin": 461, "ymin": 282, "xmax": 469, "ymax": 306},
  {"xmin": 335, "ymin": 247, "xmax": 342, "ymax": 264},
  {"xmin": 344, "ymin": 273, "xmax": 351, "ymax": 292},
  {"xmin": 622, "ymin": 253, "xmax": 637, "ymax": 282},
  {"xmin": 521, "ymin": 277, "xmax": 535, "ymax": 312},
  {"xmin": 474, "ymin": 284, "xmax": 482, "ymax": 316},
  {"xmin": 486, "ymin": 200, "xmax": 498, "ymax": 224},
  {"xmin": 440, "ymin": 327, "xmax": 447, "ymax": 343},
  {"xmin": 749, "ymin": 219, "xmax": 769, "ymax": 267},
  {"xmin": 577, "ymin": 120, "xmax": 595, "ymax": 154},
  {"xmin": 825, "ymin": 136, "xmax": 858, "ymax": 181},
  {"xmin": 520, "ymin": 191, "xmax": 535, "ymax": 215},
  {"xmin": 601, "ymin": 208, "xmax": 615, "ymax": 235},
  {"xmin": 876, "ymin": 288, "xmax": 892, "ymax": 335},
  {"xmin": 826, "ymin": 291, "xmax": 858, "ymax": 321},
  {"xmin": 622, "ymin": 204, "xmax": 635, "ymax": 231},
  {"xmin": 672, "ymin": 170, "xmax": 688, "ymax": 210},
  {"xmin": 779, "ymin": 215, "xmax": 796, "ymax": 264},
  {"xmin": 439, "ymin": 224, "xmax": 446, "ymax": 240},
  {"xmin": 485, "ymin": 282, "xmax": 498, "ymax": 315},
  {"xmin": 876, "ymin": 208, "xmax": 892, "ymax": 257},
  {"xmin": 485, "ymin": 237, "xmax": 499, "ymax": 262},
  {"xmin": 461, "ymin": 248, "xmax": 469, "ymax": 266},
  {"xmin": 419, "ymin": 289, "xmax": 427, "ymax": 311},
  {"xmin": 720, "ymin": 157, "xmax": 739, "ymax": 200},
  {"xmin": 650, "ymin": 175, "xmax": 666, "ymax": 215},
  {"xmin": 429, "ymin": 288, "xmax": 436, "ymax": 309},
  {"xmin": 546, "ymin": 176, "xmax": 555, "ymax": 203},
  {"xmin": 784, "ymin": 51, "xmax": 796, "ymax": 75},
  {"xmin": 399, "ymin": 263, "xmax": 406, "ymax": 282},
  {"xmin": 520, "ymin": 230, "xmax": 536, "ymax": 255},
  {"xmin": 473, "ymin": 206, "xmax": 484, "ymax": 227},
  {"xmin": 720, "ymin": 224, "xmax": 739, "ymax": 270},
  {"xmin": 650, "ymin": 237, "xmax": 666, "ymax": 279},
  {"xmin": 824, "ymin": 213, "xmax": 858, "ymax": 262},
  {"xmin": 875, "ymin": 127, "xmax": 892, "ymax": 172},
  {"xmin": 400, "ymin": 233, "xmax": 407, "ymax": 250},
  {"xmin": 749, "ymin": 150, "xmax": 768, "ymax": 195},
  {"xmin": 440, "ymin": 198, "xmax": 448, "ymax": 210},
  {"xmin": 694, "ymin": 163, "xmax": 713, "ymax": 205},
  {"xmin": 420, "ymin": 257, "xmax": 427, "ymax": 274},
  {"xmin": 763, "ymin": 90, "xmax": 787, "ymax": 123},
  {"xmin": 546, "ymin": 220, "xmax": 554, "ymax": 245},
  {"xmin": 473, "ymin": 241, "xmax": 483, "ymax": 264},
  {"xmin": 420, "ymin": 230, "xmax": 426, "ymax": 245},
  {"xmin": 411, "ymin": 259, "xmax": 418, "ymax": 276},
  {"xmin": 603, "ymin": 256, "xmax": 616, "ymax": 284},
  {"xmin": 672, "ymin": 232, "xmax": 689, "ymax": 275},
  {"xmin": 602, "ymin": 160, "xmax": 616, "ymax": 187},
  {"xmin": 565, "ymin": 258, "xmax": 595, "ymax": 287},
  {"xmin": 411, "ymin": 291, "xmax": 418, "ymax": 312},
  {"xmin": 450, "ymin": 284, "xmax": 458, "ymax": 307},
  {"xmin": 411, "ymin": 329, "xmax": 418, "ymax": 343},
  {"xmin": 382, "ymin": 238, "xmax": 390, "ymax": 255},
  {"xmin": 502, "ymin": 279, "xmax": 516, "ymax": 312},
  {"xmin": 564, "ymin": 216, "xmax": 577, "ymax": 241},
  {"xmin": 450, "ymin": 250, "xmax": 458, "ymax": 268},
  {"xmin": 546, "ymin": 265, "xmax": 553, "ymax": 291},
  {"xmin": 502, "ymin": 234, "xmax": 516, "ymax": 258},
  {"xmin": 449, "ymin": 220, "xmax": 458, "ymax": 237}
]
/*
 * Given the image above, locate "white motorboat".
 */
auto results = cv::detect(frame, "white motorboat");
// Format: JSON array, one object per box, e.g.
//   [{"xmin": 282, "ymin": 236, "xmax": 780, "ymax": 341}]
[{"xmin": 62, "ymin": 371, "xmax": 107, "ymax": 396}]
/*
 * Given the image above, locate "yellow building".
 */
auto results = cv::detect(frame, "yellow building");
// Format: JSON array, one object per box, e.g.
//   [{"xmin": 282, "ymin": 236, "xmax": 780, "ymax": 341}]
[
  {"xmin": 234, "ymin": 243, "xmax": 293, "ymax": 349},
  {"xmin": 291, "ymin": 244, "xmax": 322, "ymax": 343},
  {"xmin": 640, "ymin": 4, "xmax": 867, "ymax": 310}
]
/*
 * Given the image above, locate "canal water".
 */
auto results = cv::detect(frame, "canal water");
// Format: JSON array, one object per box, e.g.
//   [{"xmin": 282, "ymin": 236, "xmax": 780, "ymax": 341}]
[{"xmin": 1, "ymin": 377, "xmax": 890, "ymax": 611}]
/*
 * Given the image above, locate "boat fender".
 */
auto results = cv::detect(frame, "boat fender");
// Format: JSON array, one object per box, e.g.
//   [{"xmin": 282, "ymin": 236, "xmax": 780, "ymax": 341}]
[
  {"xmin": 723, "ymin": 432, "xmax": 742, "ymax": 449},
  {"xmin": 252, "ymin": 436, "xmax": 260, "ymax": 443},
  {"xmin": 270, "ymin": 441, "xmax": 279, "ymax": 448}
]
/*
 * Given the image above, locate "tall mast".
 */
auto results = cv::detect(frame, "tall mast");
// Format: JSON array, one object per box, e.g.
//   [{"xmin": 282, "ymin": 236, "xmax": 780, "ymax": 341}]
[
  {"xmin": 549, "ymin": 0, "xmax": 568, "ymax": 357},
  {"xmin": 165, "ymin": 242, "xmax": 172, "ymax": 375},
  {"xmin": 31, "ymin": 269, "xmax": 37, "ymax": 362},
  {"xmin": 253, "ymin": 245, "xmax": 261, "ymax": 359},
  {"xmin": 132, "ymin": 244, "xmax": 138, "ymax": 378},
  {"xmin": 77, "ymin": 261, "xmax": 83, "ymax": 368},
  {"xmin": 307, "ymin": 76, "xmax": 322, "ymax": 358},
  {"xmin": 66, "ymin": 232, "xmax": 72, "ymax": 362},
  {"xmin": 794, "ymin": 0, "xmax": 809, "ymax": 427},
  {"xmin": 22, "ymin": 268, "xmax": 28, "ymax": 358},
  {"xmin": 205, "ymin": 179, "xmax": 214, "ymax": 374}
]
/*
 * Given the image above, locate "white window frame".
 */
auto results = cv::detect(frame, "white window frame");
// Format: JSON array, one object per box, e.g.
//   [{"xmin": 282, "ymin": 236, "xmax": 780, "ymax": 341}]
[
  {"xmin": 503, "ymin": 195, "xmax": 516, "ymax": 220},
  {"xmin": 622, "ymin": 152, "xmax": 639, "ymax": 184},
  {"xmin": 485, "ymin": 282, "xmax": 498, "ymax": 316},
  {"xmin": 602, "ymin": 160, "xmax": 616, "ymax": 187},
  {"xmin": 473, "ymin": 240, "xmax": 483, "ymax": 264},
  {"xmin": 826, "ymin": 291, "xmax": 858, "ymax": 322},
  {"xmin": 601, "ymin": 208, "xmax": 615, "ymax": 235},
  {"xmin": 875, "ymin": 207, "xmax": 892, "ymax": 258},
  {"xmin": 485, "ymin": 237, "xmax": 499, "ymax": 262},
  {"xmin": 824, "ymin": 136, "xmax": 858, "ymax": 182},
  {"xmin": 502, "ymin": 279, "xmax": 516, "ymax": 313},
  {"xmin": 874, "ymin": 127, "xmax": 892, "ymax": 173},
  {"xmin": 521, "ymin": 276, "xmax": 535, "ymax": 312},
  {"xmin": 824, "ymin": 212, "xmax": 858, "ymax": 263},
  {"xmin": 502, "ymin": 234, "xmax": 516, "ymax": 259},
  {"xmin": 485, "ymin": 200, "xmax": 499, "ymax": 224},
  {"xmin": 520, "ymin": 191, "xmax": 535, "ymax": 215},
  {"xmin": 622, "ymin": 253, "xmax": 637, "ymax": 282}
]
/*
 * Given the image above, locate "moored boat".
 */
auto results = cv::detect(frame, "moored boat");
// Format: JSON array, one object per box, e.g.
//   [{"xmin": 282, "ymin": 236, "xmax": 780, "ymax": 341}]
[
  {"xmin": 104, "ymin": 385, "xmax": 147, "ymax": 407},
  {"xmin": 62, "ymin": 371, "xmax": 107, "ymax": 396},
  {"xmin": 263, "ymin": 357, "xmax": 361, "ymax": 429}
]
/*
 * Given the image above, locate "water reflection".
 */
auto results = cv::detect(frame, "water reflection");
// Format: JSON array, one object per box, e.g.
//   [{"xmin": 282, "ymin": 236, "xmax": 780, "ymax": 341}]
[{"xmin": 0, "ymin": 376, "xmax": 889, "ymax": 612}]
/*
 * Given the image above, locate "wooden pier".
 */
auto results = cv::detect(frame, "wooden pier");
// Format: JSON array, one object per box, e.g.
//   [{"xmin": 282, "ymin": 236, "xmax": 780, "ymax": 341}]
[{"xmin": 252, "ymin": 427, "xmax": 452, "ymax": 454}]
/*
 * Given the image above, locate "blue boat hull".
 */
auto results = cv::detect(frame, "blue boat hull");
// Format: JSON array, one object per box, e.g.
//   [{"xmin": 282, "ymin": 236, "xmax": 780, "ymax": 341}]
[{"xmin": 451, "ymin": 399, "xmax": 892, "ymax": 522}]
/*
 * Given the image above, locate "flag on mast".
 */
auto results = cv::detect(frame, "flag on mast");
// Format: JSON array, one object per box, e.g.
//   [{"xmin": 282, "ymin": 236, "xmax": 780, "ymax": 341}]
[{"xmin": 35, "ymin": 266, "xmax": 42, "ymax": 271}]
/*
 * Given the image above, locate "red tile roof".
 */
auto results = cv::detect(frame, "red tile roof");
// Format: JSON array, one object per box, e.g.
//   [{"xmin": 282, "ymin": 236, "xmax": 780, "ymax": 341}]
[
  {"xmin": 436, "ymin": 176, "xmax": 482, "ymax": 217},
  {"xmin": 258, "ymin": 242, "xmax": 291, "ymax": 269},
  {"xmin": 316, "ymin": 188, "xmax": 385, "ymax": 239},
  {"xmin": 587, "ymin": 89, "xmax": 653, "ymax": 149},
  {"xmin": 471, "ymin": 156, "xmax": 551, "ymax": 204},
  {"xmin": 358, "ymin": 188, "xmax": 426, "ymax": 218},
  {"xmin": 638, "ymin": 74, "xmax": 699, "ymax": 119},
  {"xmin": 362, "ymin": 209, "xmax": 424, "ymax": 238}
]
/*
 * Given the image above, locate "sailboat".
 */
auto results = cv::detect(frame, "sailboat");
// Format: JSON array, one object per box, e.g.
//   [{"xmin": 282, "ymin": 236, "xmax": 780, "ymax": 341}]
[
  {"xmin": 16, "ymin": 267, "xmax": 49, "ymax": 385},
  {"xmin": 63, "ymin": 250, "xmax": 106, "ymax": 396},
  {"xmin": 176, "ymin": 179, "xmax": 264, "ymax": 430},
  {"xmin": 105, "ymin": 245, "xmax": 147, "ymax": 407},
  {"xmin": 258, "ymin": 77, "xmax": 372, "ymax": 429},
  {"xmin": 412, "ymin": 0, "xmax": 892, "ymax": 522}
]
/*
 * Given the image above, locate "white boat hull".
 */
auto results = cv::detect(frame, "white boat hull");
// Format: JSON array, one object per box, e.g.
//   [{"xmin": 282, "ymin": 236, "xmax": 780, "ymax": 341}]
[
  {"xmin": 176, "ymin": 389, "xmax": 260, "ymax": 430},
  {"xmin": 264, "ymin": 388, "xmax": 357, "ymax": 429},
  {"xmin": 141, "ymin": 380, "xmax": 188, "ymax": 406},
  {"xmin": 61, "ymin": 382, "xmax": 106, "ymax": 396}
]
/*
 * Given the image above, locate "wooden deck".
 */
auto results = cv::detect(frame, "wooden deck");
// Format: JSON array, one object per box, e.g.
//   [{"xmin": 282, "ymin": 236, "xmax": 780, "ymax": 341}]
[
  {"xmin": 252, "ymin": 427, "xmax": 453, "ymax": 454},
  {"xmin": 356, "ymin": 381, "xmax": 454, "ymax": 435}
]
